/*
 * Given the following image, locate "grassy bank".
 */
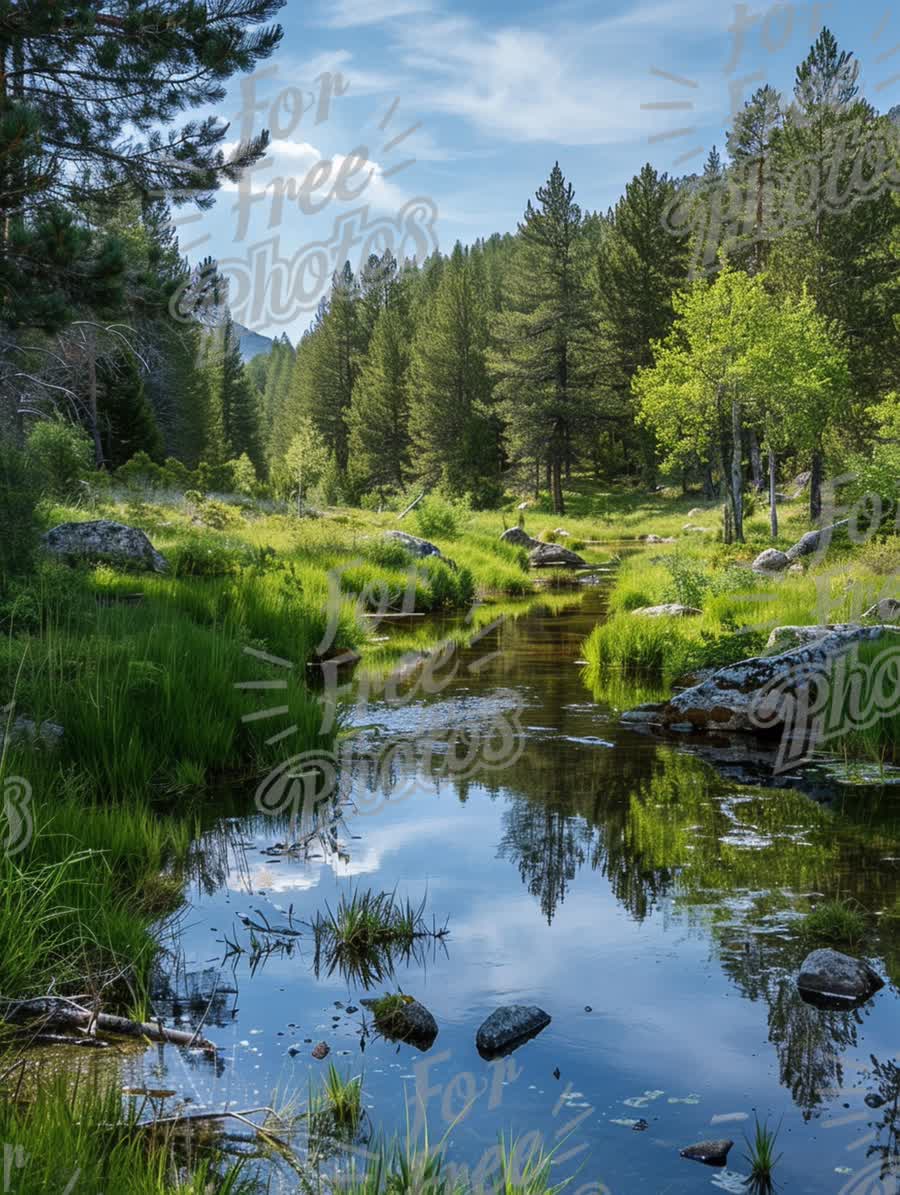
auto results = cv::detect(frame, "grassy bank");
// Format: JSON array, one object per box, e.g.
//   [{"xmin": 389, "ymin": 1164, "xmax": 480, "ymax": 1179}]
[{"xmin": 582, "ymin": 494, "xmax": 900, "ymax": 759}]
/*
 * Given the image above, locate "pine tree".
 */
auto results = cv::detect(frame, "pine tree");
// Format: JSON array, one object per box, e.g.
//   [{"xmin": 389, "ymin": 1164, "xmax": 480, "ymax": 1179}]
[
  {"xmin": 725, "ymin": 85, "xmax": 784, "ymax": 271},
  {"xmin": 408, "ymin": 243, "xmax": 495, "ymax": 496},
  {"xmin": 490, "ymin": 164, "xmax": 591, "ymax": 513},
  {"xmin": 221, "ymin": 315, "xmax": 262, "ymax": 468},
  {"xmin": 346, "ymin": 304, "xmax": 411, "ymax": 496}
]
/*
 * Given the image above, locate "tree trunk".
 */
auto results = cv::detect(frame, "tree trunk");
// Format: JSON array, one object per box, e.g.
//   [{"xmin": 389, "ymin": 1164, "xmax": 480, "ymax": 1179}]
[
  {"xmin": 810, "ymin": 450, "xmax": 823, "ymax": 522},
  {"xmin": 768, "ymin": 447, "xmax": 778, "ymax": 540},
  {"xmin": 86, "ymin": 331, "xmax": 104, "ymax": 468},
  {"xmin": 730, "ymin": 396, "xmax": 744, "ymax": 543},
  {"xmin": 702, "ymin": 465, "xmax": 716, "ymax": 500},
  {"xmin": 749, "ymin": 429, "xmax": 763, "ymax": 492},
  {"xmin": 552, "ymin": 459, "xmax": 565, "ymax": 515},
  {"xmin": 533, "ymin": 459, "xmax": 540, "ymax": 499}
]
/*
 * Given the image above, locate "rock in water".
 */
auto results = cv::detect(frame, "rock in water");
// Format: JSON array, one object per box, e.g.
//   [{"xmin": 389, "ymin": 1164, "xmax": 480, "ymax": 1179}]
[
  {"xmin": 311, "ymin": 1041, "xmax": 330, "ymax": 1059},
  {"xmin": 368, "ymin": 997, "xmax": 438, "ymax": 1051},
  {"xmin": 751, "ymin": 548, "xmax": 789, "ymax": 573},
  {"xmin": 43, "ymin": 520, "xmax": 169, "ymax": 574},
  {"xmin": 475, "ymin": 1005, "xmax": 551, "ymax": 1058},
  {"xmin": 679, "ymin": 1140, "xmax": 734, "ymax": 1166},
  {"xmin": 500, "ymin": 527, "xmax": 540, "ymax": 549},
  {"xmin": 797, "ymin": 949, "xmax": 883, "ymax": 1006},
  {"xmin": 631, "ymin": 604, "xmax": 701, "ymax": 618},
  {"xmin": 528, "ymin": 543, "xmax": 586, "ymax": 569}
]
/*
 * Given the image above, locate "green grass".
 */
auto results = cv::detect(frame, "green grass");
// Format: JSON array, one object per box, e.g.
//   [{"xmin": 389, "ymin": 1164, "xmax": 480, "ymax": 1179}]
[
  {"xmin": 743, "ymin": 1117, "xmax": 782, "ymax": 1194},
  {"xmin": 800, "ymin": 898, "xmax": 868, "ymax": 946},
  {"xmin": 0, "ymin": 1076, "xmax": 254, "ymax": 1194},
  {"xmin": 322, "ymin": 1064, "xmax": 364, "ymax": 1133}
]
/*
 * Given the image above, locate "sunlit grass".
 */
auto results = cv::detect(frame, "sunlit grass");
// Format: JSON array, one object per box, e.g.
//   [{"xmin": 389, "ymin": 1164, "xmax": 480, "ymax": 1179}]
[{"xmin": 800, "ymin": 897, "xmax": 868, "ymax": 946}]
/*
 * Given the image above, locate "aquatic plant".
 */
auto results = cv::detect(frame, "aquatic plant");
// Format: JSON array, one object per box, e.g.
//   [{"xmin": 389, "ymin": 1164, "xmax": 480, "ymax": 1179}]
[
  {"xmin": 743, "ymin": 1117, "xmax": 782, "ymax": 1193},
  {"xmin": 800, "ymin": 897, "xmax": 868, "ymax": 946}
]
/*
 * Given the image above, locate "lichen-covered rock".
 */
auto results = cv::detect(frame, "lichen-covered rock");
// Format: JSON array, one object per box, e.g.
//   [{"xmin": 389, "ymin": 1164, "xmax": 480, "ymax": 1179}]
[
  {"xmin": 475, "ymin": 1005, "xmax": 551, "ymax": 1058},
  {"xmin": 42, "ymin": 520, "xmax": 168, "ymax": 573},
  {"xmin": 797, "ymin": 949, "xmax": 883, "ymax": 1005},
  {"xmin": 528, "ymin": 543, "xmax": 586, "ymax": 569},
  {"xmin": 500, "ymin": 527, "xmax": 540, "ymax": 549},
  {"xmin": 632, "ymin": 604, "xmax": 701, "ymax": 618},
  {"xmin": 2, "ymin": 717, "xmax": 64, "ymax": 752},
  {"xmin": 752, "ymin": 548, "xmax": 789, "ymax": 573},
  {"xmin": 623, "ymin": 624, "xmax": 900, "ymax": 734},
  {"xmin": 679, "ymin": 1139, "xmax": 733, "ymax": 1166},
  {"xmin": 383, "ymin": 531, "xmax": 442, "ymax": 560},
  {"xmin": 364, "ymin": 996, "xmax": 438, "ymax": 1050},
  {"xmin": 785, "ymin": 519, "xmax": 850, "ymax": 561},
  {"xmin": 765, "ymin": 623, "xmax": 862, "ymax": 651},
  {"xmin": 643, "ymin": 534, "xmax": 675, "ymax": 544},
  {"xmin": 863, "ymin": 598, "xmax": 900, "ymax": 623}
]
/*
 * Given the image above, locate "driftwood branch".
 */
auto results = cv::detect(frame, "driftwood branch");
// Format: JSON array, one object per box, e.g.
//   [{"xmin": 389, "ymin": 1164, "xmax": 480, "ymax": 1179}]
[{"xmin": 1, "ymin": 997, "xmax": 217, "ymax": 1052}]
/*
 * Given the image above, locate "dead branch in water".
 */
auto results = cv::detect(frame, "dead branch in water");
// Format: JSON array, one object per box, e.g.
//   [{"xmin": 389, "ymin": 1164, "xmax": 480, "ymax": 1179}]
[{"xmin": 0, "ymin": 996, "xmax": 217, "ymax": 1052}]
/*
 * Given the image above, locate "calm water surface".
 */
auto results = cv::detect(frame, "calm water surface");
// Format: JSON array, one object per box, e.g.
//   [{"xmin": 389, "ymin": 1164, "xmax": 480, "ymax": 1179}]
[{"xmin": 129, "ymin": 575, "xmax": 900, "ymax": 1194}]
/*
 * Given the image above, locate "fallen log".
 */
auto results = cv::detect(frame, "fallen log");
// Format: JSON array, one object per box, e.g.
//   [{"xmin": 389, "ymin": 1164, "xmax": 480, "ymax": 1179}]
[{"xmin": 0, "ymin": 997, "xmax": 217, "ymax": 1052}]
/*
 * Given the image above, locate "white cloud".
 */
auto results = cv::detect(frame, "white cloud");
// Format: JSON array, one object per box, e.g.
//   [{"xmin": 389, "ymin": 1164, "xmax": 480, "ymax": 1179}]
[{"xmin": 320, "ymin": 0, "xmax": 434, "ymax": 29}]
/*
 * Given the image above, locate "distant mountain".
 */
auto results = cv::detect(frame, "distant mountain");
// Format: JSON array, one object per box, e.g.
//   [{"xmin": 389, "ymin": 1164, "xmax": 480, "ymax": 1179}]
[{"xmin": 233, "ymin": 321, "xmax": 274, "ymax": 363}]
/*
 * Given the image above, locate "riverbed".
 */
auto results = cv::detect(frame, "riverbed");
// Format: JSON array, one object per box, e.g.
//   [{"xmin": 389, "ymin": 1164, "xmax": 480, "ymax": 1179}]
[{"xmin": 123, "ymin": 575, "xmax": 900, "ymax": 1193}]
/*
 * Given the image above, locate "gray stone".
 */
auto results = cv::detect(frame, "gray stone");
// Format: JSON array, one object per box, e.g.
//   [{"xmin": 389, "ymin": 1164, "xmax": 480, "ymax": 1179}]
[
  {"xmin": 365, "ymin": 997, "xmax": 438, "ymax": 1051},
  {"xmin": 500, "ymin": 527, "xmax": 540, "ymax": 549},
  {"xmin": 682, "ymin": 524, "xmax": 710, "ymax": 533},
  {"xmin": 792, "ymin": 470, "xmax": 812, "ymax": 492},
  {"xmin": 42, "ymin": 520, "xmax": 168, "ymax": 573},
  {"xmin": 687, "ymin": 507, "xmax": 705, "ymax": 517},
  {"xmin": 752, "ymin": 548, "xmax": 790, "ymax": 573},
  {"xmin": 475, "ymin": 1005, "xmax": 551, "ymax": 1058},
  {"xmin": 863, "ymin": 598, "xmax": 900, "ymax": 623},
  {"xmin": 765, "ymin": 623, "xmax": 862, "ymax": 652},
  {"xmin": 865, "ymin": 1093, "xmax": 886, "ymax": 1109},
  {"xmin": 797, "ymin": 948, "xmax": 883, "ymax": 1004},
  {"xmin": 679, "ymin": 1139, "xmax": 734, "ymax": 1166},
  {"xmin": 632, "ymin": 604, "xmax": 701, "ymax": 618},
  {"xmin": 785, "ymin": 519, "xmax": 850, "ymax": 562},
  {"xmin": 788, "ymin": 563, "xmax": 805, "ymax": 574},
  {"xmin": 643, "ymin": 534, "xmax": 676, "ymax": 544},
  {"xmin": 528, "ymin": 543, "xmax": 587, "ymax": 569},
  {"xmin": 3, "ymin": 717, "xmax": 64, "ymax": 752},
  {"xmin": 669, "ymin": 722, "xmax": 697, "ymax": 733},
  {"xmin": 383, "ymin": 531, "xmax": 443, "ymax": 560}
]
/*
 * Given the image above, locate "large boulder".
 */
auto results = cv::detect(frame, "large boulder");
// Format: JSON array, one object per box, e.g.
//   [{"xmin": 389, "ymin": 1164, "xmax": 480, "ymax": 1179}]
[
  {"xmin": 765, "ymin": 623, "xmax": 861, "ymax": 652},
  {"xmin": 383, "ymin": 531, "xmax": 443, "ymax": 560},
  {"xmin": 42, "ymin": 521, "xmax": 168, "ymax": 574},
  {"xmin": 863, "ymin": 598, "xmax": 900, "ymax": 623},
  {"xmin": 632, "ymin": 604, "xmax": 701, "ymax": 618},
  {"xmin": 752, "ymin": 548, "xmax": 789, "ymax": 573},
  {"xmin": 624, "ymin": 624, "xmax": 900, "ymax": 734},
  {"xmin": 528, "ymin": 543, "xmax": 586, "ymax": 569},
  {"xmin": 785, "ymin": 519, "xmax": 850, "ymax": 562},
  {"xmin": 476, "ymin": 1005, "xmax": 551, "ymax": 1058},
  {"xmin": 500, "ymin": 527, "xmax": 540, "ymax": 550},
  {"xmin": 797, "ymin": 949, "xmax": 883, "ymax": 1006}
]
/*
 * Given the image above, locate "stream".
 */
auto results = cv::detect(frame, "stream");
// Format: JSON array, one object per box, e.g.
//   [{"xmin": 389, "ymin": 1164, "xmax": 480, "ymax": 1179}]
[{"xmin": 122, "ymin": 570, "xmax": 900, "ymax": 1193}]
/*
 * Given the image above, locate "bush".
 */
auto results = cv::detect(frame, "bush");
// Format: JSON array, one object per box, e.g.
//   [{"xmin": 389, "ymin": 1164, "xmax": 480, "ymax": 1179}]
[
  {"xmin": 0, "ymin": 438, "xmax": 39, "ymax": 578},
  {"xmin": 26, "ymin": 420, "xmax": 93, "ymax": 499},
  {"xmin": 226, "ymin": 453, "xmax": 258, "ymax": 496},
  {"xmin": 415, "ymin": 494, "xmax": 468, "ymax": 540},
  {"xmin": 169, "ymin": 534, "xmax": 246, "ymax": 577},
  {"xmin": 662, "ymin": 553, "xmax": 711, "ymax": 609}
]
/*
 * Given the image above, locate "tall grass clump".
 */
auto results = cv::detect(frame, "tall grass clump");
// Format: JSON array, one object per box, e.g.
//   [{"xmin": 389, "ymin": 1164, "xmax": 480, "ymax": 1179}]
[
  {"xmin": 800, "ymin": 898, "xmax": 868, "ymax": 946},
  {"xmin": 743, "ymin": 1117, "xmax": 782, "ymax": 1194}
]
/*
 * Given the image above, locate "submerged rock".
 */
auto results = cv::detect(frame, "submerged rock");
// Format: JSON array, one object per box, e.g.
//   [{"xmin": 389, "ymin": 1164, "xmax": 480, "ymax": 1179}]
[
  {"xmin": 797, "ymin": 949, "xmax": 883, "ymax": 1006},
  {"xmin": 42, "ymin": 520, "xmax": 169, "ymax": 573},
  {"xmin": 528, "ymin": 543, "xmax": 586, "ymax": 569},
  {"xmin": 752, "ymin": 548, "xmax": 789, "ymax": 573},
  {"xmin": 679, "ymin": 1139, "xmax": 734, "ymax": 1166},
  {"xmin": 632, "ymin": 604, "xmax": 701, "ymax": 618},
  {"xmin": 475, "ymin": 1005, "xmax": 551, "ymax": 1058}
]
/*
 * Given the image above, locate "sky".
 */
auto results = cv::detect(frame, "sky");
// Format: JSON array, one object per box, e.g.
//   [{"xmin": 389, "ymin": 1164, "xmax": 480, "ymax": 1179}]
[{"xmin": 179, "ymin": 0, "xmax": 900, "ymax": 340}]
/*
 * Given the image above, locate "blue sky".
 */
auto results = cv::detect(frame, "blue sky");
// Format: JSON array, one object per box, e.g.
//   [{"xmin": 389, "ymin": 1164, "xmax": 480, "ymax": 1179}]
[{"xmin": 181, "ymin": 0, "xmax": 899, "ymax": 339}]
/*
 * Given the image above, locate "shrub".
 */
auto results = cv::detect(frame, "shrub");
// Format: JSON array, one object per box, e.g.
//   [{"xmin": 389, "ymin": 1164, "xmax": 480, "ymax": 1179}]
[
  {"xmin": 169, "ymin": 534, "xmax": 246, "ymax": 577},
  {"xmin": 226, "ymin": 453, "xmax": 258, "ymax": 496},
  {"xmin": 415, "ymin": 494, "xmax": 467, "ymax": 540},
  {"xmin": 26, "ymin": 420, "xmax": 93, "ymax": 499},
  {"xmin": 662, "ymin": 552, "xmax": 712, "ymax": 609}
]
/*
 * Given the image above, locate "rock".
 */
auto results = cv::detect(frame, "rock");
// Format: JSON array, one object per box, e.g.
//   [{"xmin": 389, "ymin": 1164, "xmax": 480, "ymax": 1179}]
[
  {"xmin": 528, "ymin": 543, "xmax": 587, "ymax": 569},
  {"xmin": 681, "ymin": 524, "xmax": 710, "ymax": 534},
  {"xmin": 553, "ymin": 528, "xmax": 571, "ymax": 537},
  {"xmin": 679, "ymin": 1139, "xmax": 734, "ymax": 1167},
  {"xmin": 788, "ymin": 563, "xmax": 804, "ymax": 574},
  {"xmin": 792, "ymin": 470, "xmax": 812, "ymax": 492},
  {"xmin": 634, "ymin": 624, "xmax": 900, "ymax": 734},
  {"xmin": 2, "ymin": 717, "xmax": 64, "ymax": 752},
  {"xmin": 765, "ymin": 623, "xmax": 861, "ymax": 652},
  {"xmin": 669, "ymin": 722, "xmax": 696, "ymax": 733},
  {"xmin": 863, "ymin": 598, "xmax": 900, "ymax": 623},
  {"xmin": 751, "ymin": 548, "xmax": 789, "ymax": 573},
  {"xmin": 797, "ymin": 949, "xmax": 883, "ymax": 1005},
  {"xmin": 643, "ymin": 534, "xmax": 675, "ymax": 544},
  {"xmin": 785, "ymin": 519, "xmax": 850, "ymax": 562},
  {"xmin": 383, "ymin": 531, "xmax": 448, "ymax": 564},
  {"xmin": 632, "ymin": 604, "xmax": 701, "ymax": 618},
  {"xmin": 475, "ymin": 1005, "xmax": 551, "ymax": 1059},
  {"xmin": 366, "ymin": 997, "xmax": 438, "ymax": 1050},
  {"xmin": 42, "ymin": 520, "xmax": 168, "ymax": 574},
  {"xmin": 311, "ymin": 1041, "xmax": 330, "ymax": 1059},
  {"xmin": 865, "ymin": 1093, "xmax": 886, "ymax": 1109},
  {"xmin": 687, "ymin": 507, "xmax": 705, "ymax": 517},
  {"xmin": 500, "ymin": 527, "xmax": 540, "ymax": 550},
  {"xmin": 516, "ymin": 501, "xmax": 530, "ymax": 511}
]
